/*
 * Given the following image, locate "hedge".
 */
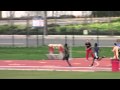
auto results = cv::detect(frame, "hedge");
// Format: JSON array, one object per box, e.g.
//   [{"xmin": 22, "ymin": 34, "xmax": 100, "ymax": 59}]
[{"xmin": 0, "ymin": 22, "xmax": 120, "ymax": 35}]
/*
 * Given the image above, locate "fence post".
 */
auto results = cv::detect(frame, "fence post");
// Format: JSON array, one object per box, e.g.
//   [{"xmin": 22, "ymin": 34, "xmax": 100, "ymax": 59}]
[
  {"xmin": 42, "ymin": 27, "xmax": 45, "ymax": 46},
  {"xmin": 97, "ymin": 29, "xmax": 99, "ymax": 45},
  {"xmin": 72, "ymin": 29, "xmax": 75, "ymax": 46},
  {"xmin": 26, "ymin": 13, "xmax": 30, "ymax": 47},
  {"xmin": 36, "ymin": 29, "xmax": 39, "ymax": 47},
  {"xmin": 65, "ymin": 34, "xmax": 67, "ymax": 44},
  {"xmin": 11, "ymin": 24, "xmax": 15, "ymax": 47}
]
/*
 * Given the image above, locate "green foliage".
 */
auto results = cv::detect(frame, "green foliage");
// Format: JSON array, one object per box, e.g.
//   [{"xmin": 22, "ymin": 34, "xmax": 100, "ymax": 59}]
[
  {"xmin": 0, "ymin": 20, "xmax": 120, "ymax": 35},
  {"xmin": 111, "ymin": 18, "xmax": 120, "ymax": 22},
  {"xmin": 92, "ymin": 11, "xmax": 120, "ymax": 17}
]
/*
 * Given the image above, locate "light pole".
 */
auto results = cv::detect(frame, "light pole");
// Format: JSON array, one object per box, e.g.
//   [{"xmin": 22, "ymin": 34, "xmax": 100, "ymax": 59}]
[
  {"xmin": 95, "ymin": 12, "xmax": 99, "ymax": 45},
  {"xmin": 44, "ymin": 11, "xmax": 47, "ymax": 36},
  {"xmin": 41, "ymin": 11, "xmax": 47, "ymax": 46},
  {"xmin": 72, "ymin": 28, "xmax": 75, "ymax": 46},
  {"xmin": 65, "ymin": 28, "xmax": 67, "ymax": 44},
  {"xmin": 26, "ymin": 13, "xmax": 30, "ymax": 47},
  {"xmin": 97, "ymin": 28, "xmax": 99, "ymax": 45},
  {"xmin": 10, "ymin": 11, "xmax": 15, "ymax": 47}
]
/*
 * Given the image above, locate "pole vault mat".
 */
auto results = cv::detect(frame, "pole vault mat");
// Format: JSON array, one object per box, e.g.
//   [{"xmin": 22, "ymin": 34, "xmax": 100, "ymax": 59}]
[{"xmin": 0, "ymin": 58, "xmax": 117, "ymax": 72}]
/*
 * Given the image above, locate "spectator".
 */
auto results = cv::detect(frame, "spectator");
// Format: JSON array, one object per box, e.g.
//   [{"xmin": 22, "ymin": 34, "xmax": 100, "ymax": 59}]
[
  {"xmin": 112, "ymin": 43, "xmax": 119, "ymax": 59},
  {"xmin": 116, "ymin": 39, "xmax": 120, "ymax": 57}
]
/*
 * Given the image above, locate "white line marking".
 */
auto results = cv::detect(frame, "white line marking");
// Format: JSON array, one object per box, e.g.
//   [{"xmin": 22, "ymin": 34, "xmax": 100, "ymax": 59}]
[
  {"xmin": 95, "ymin": 61, "xmax": 99, "ymax": 66},
  {"xmin": 0, "ymin": 66, "xmax": 113, "ymax": 70},
  {"xmin": 0, "ymin": 66, "xmax": 94, "ymax": 68},
  {"xmin": 39, "ymin": 62, "xmax": 47, "ymax": 63},
  {"xmin": 0, "ymin": 68, "xmax": 95, "ymax": 72},
  {"xmin": 106, "ymin": 64, "xmax": 111, "ymax": 66},
  {"xmin": 73, "ymin": 63, "xmax": 81, "ymax": 65},
  {"xmin": 4, "ymin": 61, "xmax": 13, "ymax": 62},
  {"xmin": 8, "ymin": 64, "xmax": 24, "ymax": 66}
]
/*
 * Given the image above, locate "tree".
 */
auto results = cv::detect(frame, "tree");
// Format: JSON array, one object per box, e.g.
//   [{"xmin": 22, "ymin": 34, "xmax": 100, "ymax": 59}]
[
  {"xmin": 7, "ymin": 11, "xmax": 15, "ymax": 26},
  {"xmin": 92, "ymin": 11, "xmax": 120, "ymax": 17}
]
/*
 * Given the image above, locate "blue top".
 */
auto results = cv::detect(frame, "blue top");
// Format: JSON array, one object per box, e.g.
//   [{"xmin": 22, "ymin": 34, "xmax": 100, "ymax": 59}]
[
  {"xmin": 117, "ymin": 43, "xmax": 120, "ymax": 47},
  {"xmin": 94, "ymin": 47, "xmax": 99, "ymax": 53}
]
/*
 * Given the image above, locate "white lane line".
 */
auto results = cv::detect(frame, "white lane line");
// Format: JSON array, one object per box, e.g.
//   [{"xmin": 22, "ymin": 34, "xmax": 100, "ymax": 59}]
[
  {"xmin": 0, "ymin": 66, "xmax": 94, "ymax": 68},
  {"xmin": 95, "ymin": 61, "xmax": 99, "ymax": 67},
  {"xmin": 0, "ymin": 66, "xmax": 113, "ymax": 70},
  {"xmin": 38, "ymin": 62, "xmax": 47, "ymax": 63},
  {"xmin": 8, "ymin": 64, "xmax": 25, "ymax": 66},
  {"xmin": 73, "ymin": 63, "xmax": 81, "ymax": 65},
  {"xmin": 4, "ymin": 61, "xmax": 13, "ymax": 62},
  {"xmin": 0, "ymin": 68, "xmax": 95, "ymax": 72}
]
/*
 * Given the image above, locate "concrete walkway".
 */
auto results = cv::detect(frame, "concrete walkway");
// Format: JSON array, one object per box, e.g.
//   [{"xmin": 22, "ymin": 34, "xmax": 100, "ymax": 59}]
[{"xmin": 0, "ymin": 35, "xmax": 120, "ymax": 40}]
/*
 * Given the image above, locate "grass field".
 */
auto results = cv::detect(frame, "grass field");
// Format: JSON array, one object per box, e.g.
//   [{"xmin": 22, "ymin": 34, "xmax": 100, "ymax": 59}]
[
  {"xmin": 0, "ymin": 70, "xmax": 120, "ymax": 79},
  {"xmin": 0, "ymin": 46, "xmax": 118, "ymax": 79},
  {"xmin": 0, "ymin": 46, "xmax": 113, "ymax": 60}
]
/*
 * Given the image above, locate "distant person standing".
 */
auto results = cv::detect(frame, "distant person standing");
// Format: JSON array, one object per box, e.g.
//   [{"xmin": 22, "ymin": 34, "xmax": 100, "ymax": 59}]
[
  {"xmin": 116, "ymin": 39, "xmax": 120, "ymax": 47},
  {"xmin": 85, "ymin": 39, "xmax": 94, "ymax": 61},
  {"xmin": 63, "ymin": 43, "xmax": 72, "ymax": 67},
  {"xmin": 116, "ymin": 39, "xmax": 120, "ymax": 57},
  {"xmin": 112, "ymin": 43, "xmax": 119, "ymax": 59}
]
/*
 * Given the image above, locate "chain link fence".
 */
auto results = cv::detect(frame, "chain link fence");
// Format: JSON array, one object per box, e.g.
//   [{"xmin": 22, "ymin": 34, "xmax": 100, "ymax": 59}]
[{"xmin": 0, "ymin": 11, "xmax": 120, "ymax": 47}]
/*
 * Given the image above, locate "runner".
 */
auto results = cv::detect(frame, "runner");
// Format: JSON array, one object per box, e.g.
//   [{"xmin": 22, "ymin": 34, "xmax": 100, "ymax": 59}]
[
  {"xmin": 90, "ymin": 43, "xmax": 105, "ymax": 66},
  {"xmin": 85, "ymin": 39, "xmax": 94, "ymax": 61},
  {"xmin": 63, "ymin": 43, "xmax": 72, "ymax": 67}
]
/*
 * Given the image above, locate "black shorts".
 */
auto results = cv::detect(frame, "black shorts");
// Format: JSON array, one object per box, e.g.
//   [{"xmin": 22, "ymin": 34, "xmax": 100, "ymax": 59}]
[{"xmin": 63, "ymin": 54, "xmax": 69, "ymax": 60}]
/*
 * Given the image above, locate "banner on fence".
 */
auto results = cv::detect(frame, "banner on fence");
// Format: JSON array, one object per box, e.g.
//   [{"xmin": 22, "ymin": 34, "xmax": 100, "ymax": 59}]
[{"xmin": 32, "ymin": 16, "xmax": 44, "ymax": 27}]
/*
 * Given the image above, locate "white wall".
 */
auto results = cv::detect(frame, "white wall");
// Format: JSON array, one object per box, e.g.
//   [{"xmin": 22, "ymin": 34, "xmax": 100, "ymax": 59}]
[
  {"xmin": 2, "ymin": 11, "xmax": 27, "ymax": 18},
  {"xmin": 2, "ymin": 11, "xmax": 92, "ymax": 18}
]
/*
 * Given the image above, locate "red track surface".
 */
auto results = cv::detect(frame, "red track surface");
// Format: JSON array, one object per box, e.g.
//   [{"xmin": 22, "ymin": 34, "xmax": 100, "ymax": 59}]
[{"xmin": 0, "ymin": 58, "xmax": 118, "ymax": 72}]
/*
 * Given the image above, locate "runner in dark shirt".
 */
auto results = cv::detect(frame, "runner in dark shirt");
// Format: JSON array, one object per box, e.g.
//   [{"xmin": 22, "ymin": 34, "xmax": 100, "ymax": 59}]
[
  {"xmin": 90, "ymin": 43, "xmax": 105, "ymax": 66},
  {"xmin": 63, "ymin": 43, "xmax": 72, "ymax": 67}
]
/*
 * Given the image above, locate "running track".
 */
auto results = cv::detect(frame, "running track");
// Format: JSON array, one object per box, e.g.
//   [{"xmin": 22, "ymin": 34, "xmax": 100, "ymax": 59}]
[{"xmin": 0, "ymin": 58, "xmax": 119, "ymax": 72}]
